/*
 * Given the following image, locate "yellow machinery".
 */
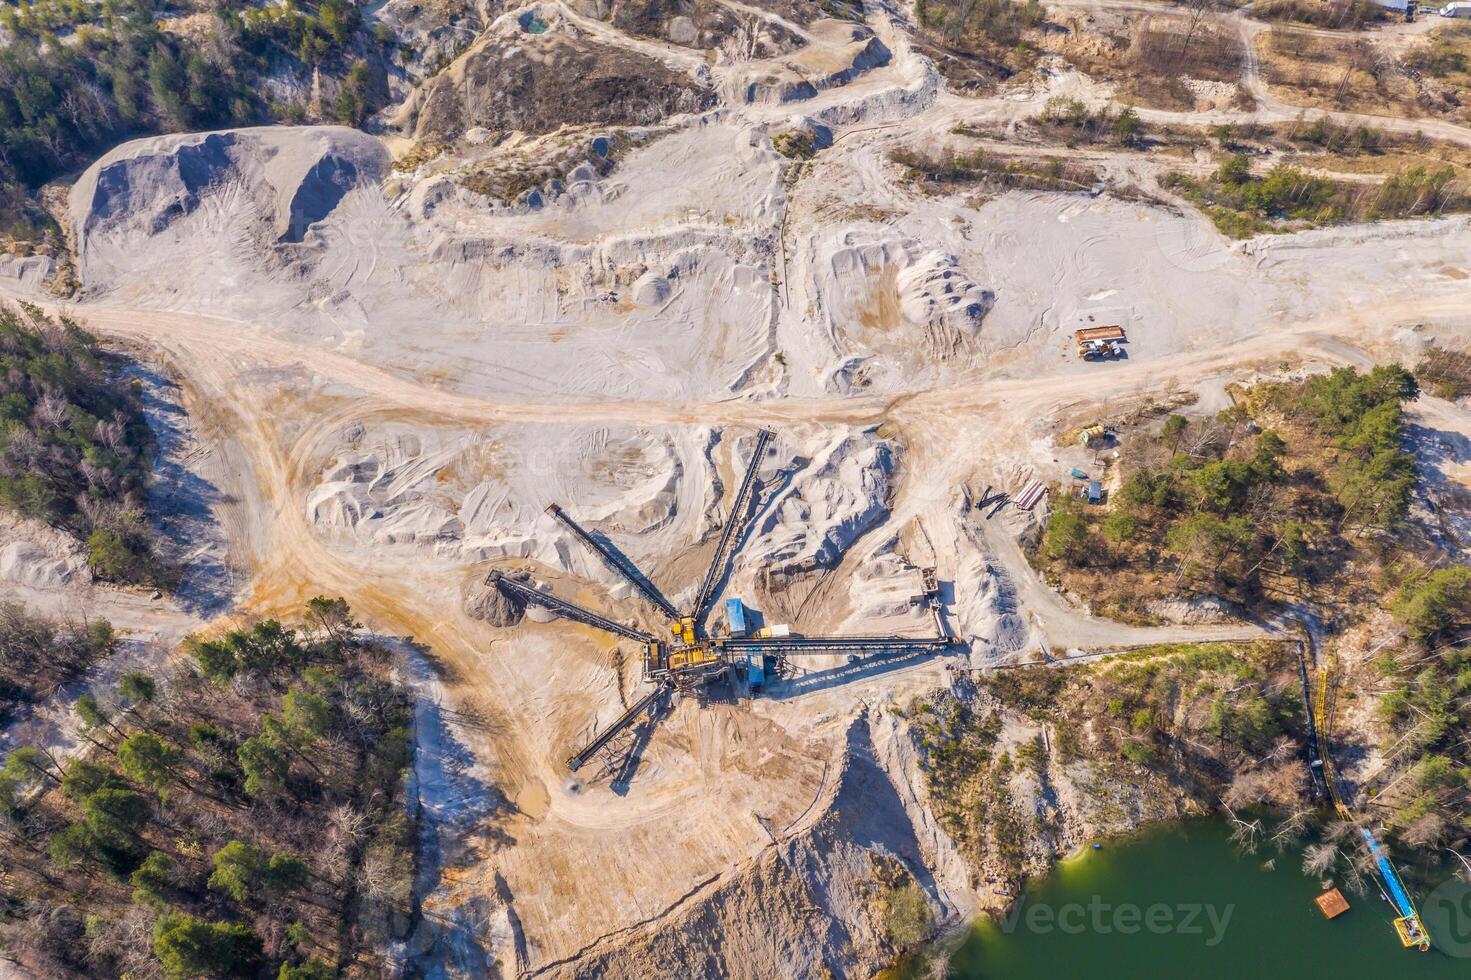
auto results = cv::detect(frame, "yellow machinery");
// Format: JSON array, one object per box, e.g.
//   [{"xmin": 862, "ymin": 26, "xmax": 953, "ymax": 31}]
[
  {"xmin": 1394, "ymin": 915, "xmax": 1431, "ymax": 951},
  {"xmin": 666, "ymin": 644, "xmax": 720, "ymax": 674},
  {"xmin": 495, "ymin": 427, "xmax": 954, "ymax": 784}
]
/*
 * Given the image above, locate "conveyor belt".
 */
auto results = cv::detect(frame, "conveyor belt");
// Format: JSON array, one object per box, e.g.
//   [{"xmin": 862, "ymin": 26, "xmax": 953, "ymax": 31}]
[
  {"xmin": 1296, "ymin": 645, "xmax": 1327, "ymax": 798},
  {"xmin": 723, "ymin": 635, "xmax": 952, "ymax": 655},
  {"xmin": 545, "ymin": 504, "xmax": 680, "ymax": 621},
  {"xmin": 567, "ymin": 683, "xmax": 671, "ymax": 772},
  {"xmin": 693, "ymin": 429, "xmax": 774, "ymax": 621},
  {"xmin": 487, "ymin": 570, "xmax": 655, "ymax": 644}
]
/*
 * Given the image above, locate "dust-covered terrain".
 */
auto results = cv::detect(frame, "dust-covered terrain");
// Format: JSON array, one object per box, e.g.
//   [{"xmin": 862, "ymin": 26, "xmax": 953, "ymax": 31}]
[{"xmin": 3, "ymin": 0, "xmax": 1471, "ymax": 976}]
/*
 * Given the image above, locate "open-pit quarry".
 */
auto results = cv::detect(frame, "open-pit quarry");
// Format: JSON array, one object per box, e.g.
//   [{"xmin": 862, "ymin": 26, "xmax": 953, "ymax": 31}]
[{"xmin": 3, "ymin": 0, "xmax": 1471, "ymax": 976}]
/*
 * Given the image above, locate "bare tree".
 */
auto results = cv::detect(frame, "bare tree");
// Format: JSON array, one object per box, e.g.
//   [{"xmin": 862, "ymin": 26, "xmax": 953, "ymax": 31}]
[
  {"xmin": 1224, "ymin": 803, "xmax": 1264, "ymax": 853},
  {"xmin": 1175, "ymin": 0, "xmax": 1215, "ymax": 68},
  {"xmin": 1302, "ymin": 841, "xmax": 1340, "ymax": 877}
]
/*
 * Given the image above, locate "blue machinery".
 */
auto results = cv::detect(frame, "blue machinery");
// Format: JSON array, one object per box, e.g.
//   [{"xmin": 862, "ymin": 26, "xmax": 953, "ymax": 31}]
[{"xmin": 1361, "ymin": 828, "xmax": 1431, "ymax": 951}]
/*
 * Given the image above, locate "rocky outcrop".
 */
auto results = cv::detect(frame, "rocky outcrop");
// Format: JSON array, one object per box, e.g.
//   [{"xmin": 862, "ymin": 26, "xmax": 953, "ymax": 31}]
[
  {"xmin": 0, "ymin": 253, "xmax": 55, "ymax": 296},
  {"xmin": 376, "ymin": 0, "xmax": 502, "ymax": 84},
  {"xmin": 729, "ymin": 22, "xmax": 891, "ymax": 105},
  {"xmin": 608, "ymin": 0, "xmax": 809, "ymax": 52},
  {"xmin": 401, "ymin": 18, "xmax": 714, "ymax": 140}
]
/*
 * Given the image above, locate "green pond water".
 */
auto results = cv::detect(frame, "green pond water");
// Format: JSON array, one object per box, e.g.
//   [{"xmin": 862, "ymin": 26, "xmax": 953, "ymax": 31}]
[{"xmin": 919, "ymin": 821, "xmax": 1469, "ymax": 979}]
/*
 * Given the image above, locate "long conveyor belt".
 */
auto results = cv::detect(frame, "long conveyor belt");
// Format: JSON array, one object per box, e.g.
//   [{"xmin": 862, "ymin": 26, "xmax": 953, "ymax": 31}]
[
  {"xmin": 566, "ymin": 683, "xmax": 671, "ymax": 772},
  {"xmin": 545, "ymin": 504, "xmax": 680, "ymax": 621},
  {"xmin": 693, "ymin": 428, "xmax": 774, "ymax": 621},
  {"xmin": 487, "ymin": 570, "xmax": 656, "ymax": 644},
  {"xmin": 722, "ymin": 635, "xmax": 952, "ymax": 655},
  {"xmin": 1295, "ymin": 644, "xmax": 1327, "ymax": 799}
]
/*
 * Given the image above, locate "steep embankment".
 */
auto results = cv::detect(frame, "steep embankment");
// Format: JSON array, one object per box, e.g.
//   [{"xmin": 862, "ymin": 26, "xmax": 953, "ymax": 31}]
[{"xmin": 530, "ymin": 712, "xmax": 976, "ymax": 979}]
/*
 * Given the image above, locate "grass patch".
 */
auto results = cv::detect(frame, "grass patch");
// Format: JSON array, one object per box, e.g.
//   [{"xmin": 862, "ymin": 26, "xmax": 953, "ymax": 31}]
[
  {"xmin": 916, "ymin": 0, "xmax": 1047, "ymax": 51},
  {"xmin": 1200, "ymin": 119, "xmax": 1471, "ymax": 181},
  {"xmin": 1163, "ymin": 153, "xmax": 1470, "ymax": 237},
  {"xmin": 1415, "ymin": 345, "xmax": 1471, "ymax": 401},
  {"xmin": 1260, "ymin": 26, "xmax": 1471, "ymax": 123},
  {"xmin": 912, "ymin": 0, "xmax": 1048, "ymax": 92},
  {"xmin": 1404, "ymin": 22, "xmax": 1471, "ymax": 82},
  {"xmin": 1132, "ymin": 22, "xmax": 1243, "ymax": 83},
  {"xmin": 1031, "ymin": 97, "xmax": 1147, "ymax": 147},
  {"xmin": 891, "ymin": 146, "xmax": 1099, "ymax": 194},
  {"xmin": 1248, "ymin": 0, "xmax": 1386, "ymax": 29},
  {"xmin": 1060, "ymin": 17, "xmax": 1245, "ymax": 112}
]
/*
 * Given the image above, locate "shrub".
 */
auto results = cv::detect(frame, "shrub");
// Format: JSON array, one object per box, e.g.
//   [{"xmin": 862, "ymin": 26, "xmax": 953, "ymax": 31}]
[
  {"xmin": 208, "ymin": 841, "xmax": 265, "ymax": 903},
  {"xmin": 131, "ymin": 851, "xmax": 176, "ymax": 907},
  {"xmin": 263, "ymin": 853, "xmax": 310, "ymax": 896},
  {"xmin": 892, "ymin": 146, "xmax": 1097, "ymax": 192},
  {"xmin": 1121, "ymin": 739, "xmax": 1157, "ymax": 765},
  {"xmin": 1043, "ymin": 493, "xmax": 1092, "ymax": 564},
  {"xmin": 1391, "ymin": 567, "xmax": 1471, "ymax": 645},
  {"xmin": 1415, "ymin": 346, "xmax": 1471, "ymax": 400},
  {"xmin": 772, "ymin": 130, "xmax": 818, "ymax": 160},
  {"xmin": 1035, "ymin": 99, "xmax": 1147, "ymax": 146},
  {"xmin": 917, "ymin": 0, "xmax": 1046, "ymax": 49},
  {"xmin": 882, "ymin": 881, "xmax": 932, "ymax": 949},
  {"xmin": 153, "ymin": 913, "xmax": 262, "ymax": 980},
  {"xmin": 1167, "ymin": 161, "xmax": 1468, "ymax": 237},
  {"xmin": 279, "ymin": 960, "xmax": 335, "ymax": 980},
  {"xmin": 117, "ymin": 732, "xmax": 175, "ymax": 794},
  {"xmin": 87, "ymin": 529, "xmax": 140, "ymax": 581}
]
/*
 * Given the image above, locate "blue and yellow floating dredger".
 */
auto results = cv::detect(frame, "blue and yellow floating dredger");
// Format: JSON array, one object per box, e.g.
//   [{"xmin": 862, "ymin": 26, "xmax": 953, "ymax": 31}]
[
  {"xmin": 485, "ymin": 429, "xmax": 957, "ymax": 784},
  {"xmin": 1361, "ymin": 827, "xmax": 1431, "ymax": 951},
  {"xmin": 1312, "ymin": 652, "xmax": 1432, "ymax": 952}
]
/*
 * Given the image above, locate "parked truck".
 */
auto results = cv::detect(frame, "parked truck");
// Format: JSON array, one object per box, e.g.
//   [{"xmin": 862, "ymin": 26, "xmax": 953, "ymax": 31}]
[{"xmin": 1074, "ymin": 325, "xmax": 1127, "ymax": 360}]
